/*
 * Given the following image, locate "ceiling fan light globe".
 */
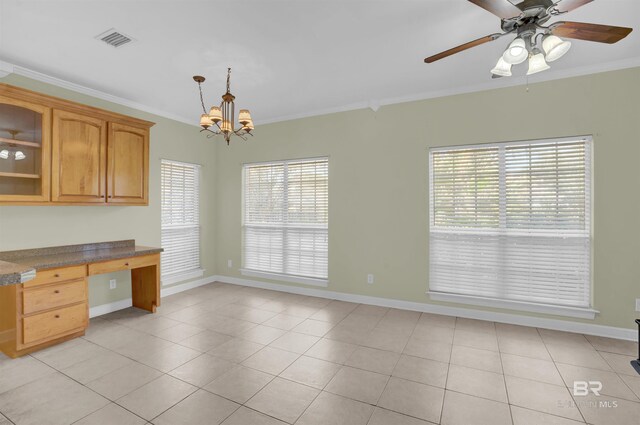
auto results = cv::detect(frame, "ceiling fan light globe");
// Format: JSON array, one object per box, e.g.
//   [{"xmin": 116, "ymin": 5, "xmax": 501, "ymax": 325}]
[
  {"xmin": 543, "ymin": 35, "xmax": 572, "ymax": 62},
  {"xmin": 503, "ymin": 38, "xmax": 528, "ymax": 65},
  {"xmin": 491, "ymin": 57, "xmax": 512, "ymax": 77},
  {"xmin": 527, "ymin": 52, "xmax": 551, "ymax": 75}
]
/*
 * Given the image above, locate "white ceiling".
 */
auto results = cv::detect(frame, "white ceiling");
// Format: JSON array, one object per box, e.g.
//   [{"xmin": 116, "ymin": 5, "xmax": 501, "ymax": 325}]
[{"xmin": 0, "ymin": 0, "xmax": 638, "ymax": 125}]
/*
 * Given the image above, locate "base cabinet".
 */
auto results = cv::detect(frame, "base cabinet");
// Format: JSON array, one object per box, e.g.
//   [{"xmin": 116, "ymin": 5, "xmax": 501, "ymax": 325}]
[{"xmin": 0, "ymin": 265, "xmax": 89, "ymax": 358}]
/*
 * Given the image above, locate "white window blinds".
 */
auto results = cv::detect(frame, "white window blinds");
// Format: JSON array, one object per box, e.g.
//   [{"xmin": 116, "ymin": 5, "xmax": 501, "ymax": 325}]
[
  {"xmin": 243, "ymin": 158, "xmax": 329, "ymax": 281},
  {"xmin": 429, "ymin": 137, "xmax": 592, "ymax": 309},
  {"xmin": 161, "ymin": 160, "xmax": 201, "ymax": 283}
]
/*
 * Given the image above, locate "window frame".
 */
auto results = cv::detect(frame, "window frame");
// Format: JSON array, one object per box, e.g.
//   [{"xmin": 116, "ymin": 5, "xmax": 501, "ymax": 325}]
[
  {"xmin": 160, "ymin": 159, "xmax": 204, "ymax": 286},
  {"xmin": 427, "ymin": 136, "xmax": 597, "ymax": 319},
  {"xmin": 240, "ymin": 156, "xmax": 329, "ymax": 287}
]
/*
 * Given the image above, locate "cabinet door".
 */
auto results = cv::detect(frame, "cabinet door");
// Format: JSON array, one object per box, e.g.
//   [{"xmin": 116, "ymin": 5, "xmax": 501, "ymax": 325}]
[
  {"xmin": 107, "ymin": 122, "xmax": 149, "ymax": 205},
  {"xmin": 0, "ymin": 95, "xmax": 51, "ymax": 203},
  {"xmin": 52, "ymin": 110, "xmax": 107, "ymax": 203}
]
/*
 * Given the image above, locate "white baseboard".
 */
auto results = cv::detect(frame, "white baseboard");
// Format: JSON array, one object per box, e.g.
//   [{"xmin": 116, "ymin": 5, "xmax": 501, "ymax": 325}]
[
  {"xmin": 160, "ymin": 275, "xmax": 215, "ymax": 297},
  {"xmin": 89, "ymin": 276, "xmax": 216, "ymax": 318},
  {"xmin": 213, "ymin": 274, "xmax": 638, "ymax": 342},
  {"xmin": 89, "ymin": 298, "xmax": 133, "ymax": 318}
]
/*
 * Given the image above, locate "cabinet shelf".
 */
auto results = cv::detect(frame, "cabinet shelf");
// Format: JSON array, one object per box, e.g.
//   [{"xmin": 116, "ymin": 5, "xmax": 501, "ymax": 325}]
[
  {"xmin": 0, "ymin": 137, "xmax": 41, "ymax": 149},
  {"xmin": 0, "ymin": 172, "xmax": 41, "ymax": 179}
]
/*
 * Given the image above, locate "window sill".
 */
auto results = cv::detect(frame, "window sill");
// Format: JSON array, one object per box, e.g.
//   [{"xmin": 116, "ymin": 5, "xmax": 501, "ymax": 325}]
[
  {"xmin": 427, "ymin": 291, "xmax": 599, "ymax": 320},
  {"xmin": 240, "ymin": 269, "xmax": 328, "ymax": 288},
  {"xmin": 161, "ymin": 268, "xmax": 204, "ymax": 286}
]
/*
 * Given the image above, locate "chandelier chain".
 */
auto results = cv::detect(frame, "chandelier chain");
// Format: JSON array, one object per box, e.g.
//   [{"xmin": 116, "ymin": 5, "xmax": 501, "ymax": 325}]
[
  {"xmin": 197, "ymin": 82, "xmax": 207, "ymax": 114},
  {"xmin": 226, "ymin": 68, "xmax": 231, "ymax": 94}
]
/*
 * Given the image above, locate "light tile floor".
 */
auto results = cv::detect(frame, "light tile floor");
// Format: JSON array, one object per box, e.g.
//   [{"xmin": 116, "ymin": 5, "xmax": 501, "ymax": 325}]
[{"xmin": 0, "ymin": 282, "xmax": 638, "ymax": 425}]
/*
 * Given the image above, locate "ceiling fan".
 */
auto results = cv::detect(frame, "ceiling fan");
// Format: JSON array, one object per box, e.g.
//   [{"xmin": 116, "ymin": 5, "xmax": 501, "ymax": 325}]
[{"xmin": 424, "ymin": 0, "xmax": 633, "ymax": 77}]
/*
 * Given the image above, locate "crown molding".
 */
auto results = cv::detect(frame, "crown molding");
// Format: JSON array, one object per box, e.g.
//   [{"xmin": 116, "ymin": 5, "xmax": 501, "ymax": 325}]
[
  {"xmin": 1, "ymin": 60, "xmax": 196, "ymax": 126},
  {"xmin": 257, "ymin": 56, "xmax": 640, "ymax": 125},
  {"xmin": 2, "ymin": 57, "xmax": 639, "ymax": 128},
  {"xmin": 0, "ymin": 61, "xmax": 14, "ymax": 79}
]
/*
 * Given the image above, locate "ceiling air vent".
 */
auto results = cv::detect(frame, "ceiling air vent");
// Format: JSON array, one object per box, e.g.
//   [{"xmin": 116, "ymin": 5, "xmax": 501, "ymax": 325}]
[{"xmin": 95, "ymin": 28, "xmax": 134, "ymax": 48}]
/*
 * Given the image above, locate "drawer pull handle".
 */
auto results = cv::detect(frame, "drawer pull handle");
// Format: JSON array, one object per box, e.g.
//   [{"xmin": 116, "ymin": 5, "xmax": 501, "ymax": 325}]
[
  {"xmin": 54, "ymin": 290, "xmax": 60, "ymax": 294},
  {"xmin": 124, "ymin": 263, "xmax": 129, "ymax": 266},
  {"xmin": 54, "ymin": 315, "xmax": 60, "ymax": 319},
  {"xmin": 54, "ymin": 274, "xmax": 60, "ymax": 278}
]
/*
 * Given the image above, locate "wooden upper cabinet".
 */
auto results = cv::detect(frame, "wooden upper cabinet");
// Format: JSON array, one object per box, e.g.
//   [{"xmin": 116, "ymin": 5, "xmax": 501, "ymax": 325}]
[
  {"xmin": 0, "ymin": 95, "xmax": 51, "ymax": 203},
  {"xmin": 107, "ymin": 122, "xmax": 149, "ymax": 205},
  {"xmin": 52, "ymin": 110, "xmax": 107, "ymax": 203},
  {"xmin": 0, "ymin": 84, "xmax": 153, "ymax": 206}
]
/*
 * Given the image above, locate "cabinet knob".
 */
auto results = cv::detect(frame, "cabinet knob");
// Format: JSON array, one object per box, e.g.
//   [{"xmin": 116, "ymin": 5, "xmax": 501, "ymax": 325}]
[
  {"xmin": 101, "ymin": 195, "xmax": 105, "ymax": 198},
  {"xmin": 54, "ymin": 274, "xmax": 60, "ymax": 278},
  {"xmin": 54, "ymin": 290, "xmax": 60, "ymax": 294},
  {"xmin": 54, "ymin": 315, "xmax": 60, "ymax": 319},
  {"xmin": 124, "ymin": 262, "xmax": 129, "ymax": 266},
  {"xmin": 108, "ymin": 196, "xmax": 112, "ymax": 198}
]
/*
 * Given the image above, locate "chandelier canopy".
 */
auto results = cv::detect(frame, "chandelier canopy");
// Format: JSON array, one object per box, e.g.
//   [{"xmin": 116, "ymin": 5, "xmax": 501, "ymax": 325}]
[{"xmin": 193, "ymin": 68, "xmax": 253, "ymax": 145}]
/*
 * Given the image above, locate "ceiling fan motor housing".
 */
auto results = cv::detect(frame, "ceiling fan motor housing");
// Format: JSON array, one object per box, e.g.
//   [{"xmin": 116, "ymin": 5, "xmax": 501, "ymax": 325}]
[{"xmin": 501, "ymin": 4, "xmax": 552, "ymax": 33}]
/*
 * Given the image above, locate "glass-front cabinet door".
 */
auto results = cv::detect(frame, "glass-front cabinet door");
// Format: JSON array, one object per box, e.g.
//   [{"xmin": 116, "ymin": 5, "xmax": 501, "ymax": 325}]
[{"xmin": 0, "ymin": 95, "xmax": 51, "ymax": 202}]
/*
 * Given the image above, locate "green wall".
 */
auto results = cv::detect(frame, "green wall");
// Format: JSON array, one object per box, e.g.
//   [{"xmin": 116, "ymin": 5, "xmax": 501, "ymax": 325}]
[
  {"xmin": 1, "ymin": 68, "xmax": 638, "ymax": 330},
  {"xmin": 214, "ymin": 67, "xmax": 640, "ymax": 330},
  {"xmin": 0, "ymin": 74, "xmax": 217, "ymax": 308}
]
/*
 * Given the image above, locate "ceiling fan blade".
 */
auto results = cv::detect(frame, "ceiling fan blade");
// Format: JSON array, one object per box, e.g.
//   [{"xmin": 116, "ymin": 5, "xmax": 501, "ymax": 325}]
[
  {"xmin": 467, "ymin": 0, "xmax": 522, "ymax": 19},
  {"xmin": 551, "ymin": 21, "xmax": 633, "ymax": 44},
  {"xmin": 425, "ymin": 34, "xmax": 500, "ymax": 63},
  {"xmin": 554, "ymin": 0, "xmax": 594, "ymax": 13}
]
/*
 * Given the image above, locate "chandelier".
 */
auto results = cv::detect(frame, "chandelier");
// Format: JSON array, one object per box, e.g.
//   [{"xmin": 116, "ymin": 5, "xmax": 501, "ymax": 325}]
[{"xmin": 193, "ymin": 68, "xmax": 254, "ymax": 145}]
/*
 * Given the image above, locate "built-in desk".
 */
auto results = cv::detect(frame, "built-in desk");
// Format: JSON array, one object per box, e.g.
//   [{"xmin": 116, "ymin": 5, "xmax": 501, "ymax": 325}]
[{"xmin": 0, "ymin": 240, "xmax": 162, "ymax": 358}]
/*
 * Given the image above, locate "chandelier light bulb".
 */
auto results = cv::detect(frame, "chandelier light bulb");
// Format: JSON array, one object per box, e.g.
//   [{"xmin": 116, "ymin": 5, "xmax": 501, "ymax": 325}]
[
  {"xmin": 527, "ymin": 50, "xmax": 551, "ymax": 75},
  {"xmin": 491, "ymin": 56, "xmax": 512, "ymax": 77},
  {"xmin": 221, "ymin": 120, "xmax": 232, "ymax": 133},
  {"xmin": 503, "ymin": 38, "xmax": 528, "ymax": 65},
  {"xmin": 200, "ymin": 113, "xmax": 212, "ymax": 129},
  {"xmin": 542, "ymin": 35, "xmax": 572, "ymax": 62},
  {"xmin": 238, "ymin": 109, "xmax": 252, "ymax": 125},
  {"xmin": 209, "ymin": 106, "xmax": 222, "ymax": 123}
]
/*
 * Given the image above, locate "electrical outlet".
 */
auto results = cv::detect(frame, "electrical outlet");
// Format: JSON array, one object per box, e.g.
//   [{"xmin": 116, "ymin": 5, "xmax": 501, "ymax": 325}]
[
  {"xmin": 228, "ymin": 259, "xmax": 233, "ymax": 268},
  {"xmin": 636, "ymin": 298, "xmax": 640, "ymax": 312},
  {"xmin": 109, "ymin": 279, "xmax": 117, "ymax": 290},
  {"xmin": 367, "ymin": 274, "xmax": 374, "ymax": 284}
]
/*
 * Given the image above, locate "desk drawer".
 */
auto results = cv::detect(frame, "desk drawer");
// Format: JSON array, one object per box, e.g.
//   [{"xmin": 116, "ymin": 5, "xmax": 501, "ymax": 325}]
[
  {"xmin": 23, "ymin": 265, "xmax": 87, "ymax": 289},
  {"xmin": 88, "ymin": 254, "xmax": 158, "ymax": 276},
  {"xmin": 23, "ymin": 279, "xmax": 87, "ymax": 315},
  {"xmin": 22, "ymin": 303, "xmax": 87, "ymax": 345}
]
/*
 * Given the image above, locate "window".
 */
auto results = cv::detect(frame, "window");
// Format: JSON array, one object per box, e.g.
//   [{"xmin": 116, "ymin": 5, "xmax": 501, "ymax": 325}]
[
  {"xmin": 161, "ymin": 160, "xmax": 202, "ymax": 285},
  {"xmin": 242, "ymin": 157, "xmax": 328, "ymax": 286},
  {"xmin": 429, "ymin": 136, "xmax": 593, "ymax": 318}
]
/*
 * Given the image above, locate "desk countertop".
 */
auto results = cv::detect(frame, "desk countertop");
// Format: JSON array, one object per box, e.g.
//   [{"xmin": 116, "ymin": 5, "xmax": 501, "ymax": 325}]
[{"xmin": 0, "ymin": 240, "xmax": 162, "ymax": 286}]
